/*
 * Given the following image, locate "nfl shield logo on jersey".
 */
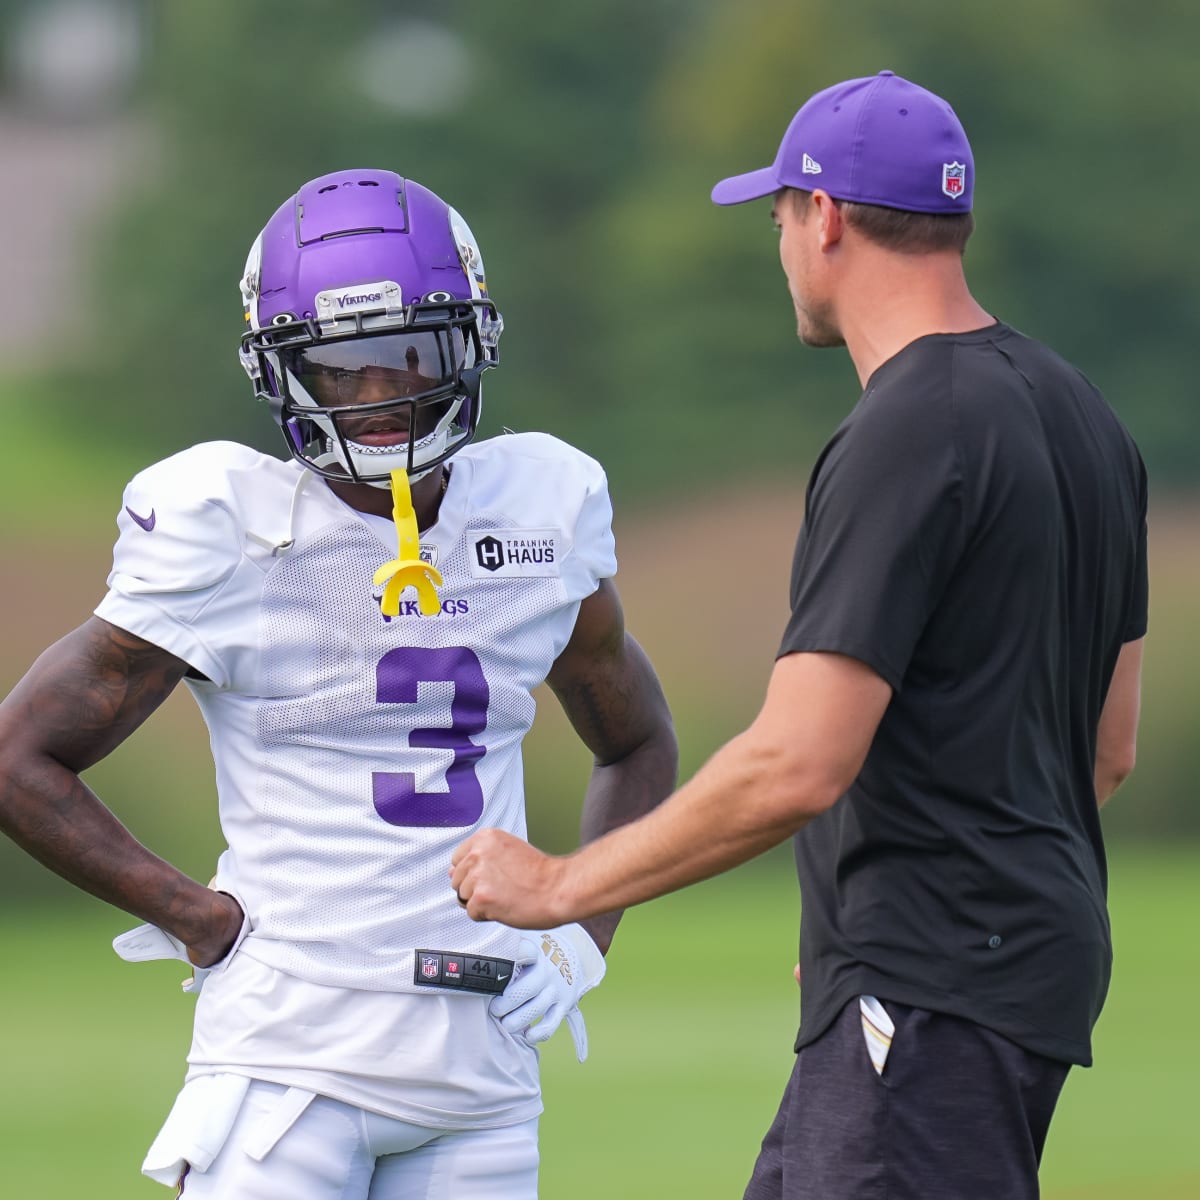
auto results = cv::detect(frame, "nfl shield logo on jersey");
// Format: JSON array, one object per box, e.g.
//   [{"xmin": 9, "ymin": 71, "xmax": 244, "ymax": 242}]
[
  {"xmin": 420, "ymin": 954, "xmax": 440, "ymax": 980},
  {"xmin": 942, "ymin": 162, "xmax": 966, "ymax": 199}
]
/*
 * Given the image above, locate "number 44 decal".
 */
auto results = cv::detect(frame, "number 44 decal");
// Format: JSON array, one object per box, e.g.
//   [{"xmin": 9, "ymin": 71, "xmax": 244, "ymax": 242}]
[{"xmin": 372, "ymin": 647, "xmax": 489, "ymax": 827}]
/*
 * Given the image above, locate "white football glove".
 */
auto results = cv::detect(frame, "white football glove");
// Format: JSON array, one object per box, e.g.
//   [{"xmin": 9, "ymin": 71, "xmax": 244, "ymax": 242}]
[
  {"xmin": 112, "ymin": 887, "xmax": 250, "ymax": 996},
  {"xmin": 489, "ymin": 924, "xmax": 606, "ymax": 1062}
]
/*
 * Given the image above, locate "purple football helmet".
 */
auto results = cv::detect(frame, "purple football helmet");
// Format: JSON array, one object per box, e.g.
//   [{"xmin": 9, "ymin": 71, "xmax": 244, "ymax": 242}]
[{"xmin": 238, "ymin": 169, "xmax": 503, "ymax": 485}]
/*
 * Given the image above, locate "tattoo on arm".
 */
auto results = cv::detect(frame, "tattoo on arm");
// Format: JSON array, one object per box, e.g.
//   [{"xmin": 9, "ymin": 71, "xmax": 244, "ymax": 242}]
[
  {"xmin": 45, "ymin": 618, "xmax": 193, "ymax": 771},
  {"xmin": 1, "ymin": 617, "xmax": 188, "ymax": 802}
]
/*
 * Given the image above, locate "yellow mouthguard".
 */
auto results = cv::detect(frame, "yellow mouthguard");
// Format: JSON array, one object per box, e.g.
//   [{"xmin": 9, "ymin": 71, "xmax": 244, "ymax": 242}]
[{"xmin": 372, "ymin": 469, "xmax": 444, "ymax": 617}]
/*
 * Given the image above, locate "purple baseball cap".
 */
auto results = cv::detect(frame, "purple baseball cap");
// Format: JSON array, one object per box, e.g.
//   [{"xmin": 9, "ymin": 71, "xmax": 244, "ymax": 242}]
[{"xmin": 712, "ymin": 70, "xmax": 973, "ymax": 214}]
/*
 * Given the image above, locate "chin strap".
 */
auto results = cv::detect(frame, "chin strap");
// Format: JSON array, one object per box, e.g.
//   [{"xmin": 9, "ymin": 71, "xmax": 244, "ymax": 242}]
[{"xmin": 373, "ymin": 468, "xmax": 444, "ymax": 617}]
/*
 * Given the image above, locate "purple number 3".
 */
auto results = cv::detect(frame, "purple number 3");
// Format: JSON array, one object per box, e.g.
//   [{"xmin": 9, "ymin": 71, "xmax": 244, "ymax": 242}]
[{"xmin": 372, "ymin": 647, "xmax": 489, "ymax": 827}]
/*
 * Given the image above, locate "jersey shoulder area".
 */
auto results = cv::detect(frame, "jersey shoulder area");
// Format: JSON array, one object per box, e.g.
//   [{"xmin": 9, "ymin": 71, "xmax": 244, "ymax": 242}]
[
  {"xmin": 123, "ymin": 440, "xmax": 299, "ymax": 511},
  {"xmin": 112, "ymin": 441, "xmax": 301, "ymax": 593},
  {"xmin": 458, "ymin": 432, "xmax": 617, "ymax": 592},
  {"xmin": 458, "ymin": 432, "xmax": 610, "ymax": 518},
  {"xmin": 461, "ymin": 430, "xmax": 604, "ymax": 477}
]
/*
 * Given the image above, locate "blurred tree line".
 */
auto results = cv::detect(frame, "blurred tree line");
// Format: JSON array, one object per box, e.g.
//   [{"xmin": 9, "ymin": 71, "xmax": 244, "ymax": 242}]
[{"xmin": 42, "ymin": 0, "xmax": 1199, "ymax": 493}]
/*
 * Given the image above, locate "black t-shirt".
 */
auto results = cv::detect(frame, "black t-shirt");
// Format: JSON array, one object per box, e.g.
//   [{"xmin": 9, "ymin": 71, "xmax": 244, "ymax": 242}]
[{"xmin": 780, "ymin": 322, "xmax": 1148, "ymax": 1066}]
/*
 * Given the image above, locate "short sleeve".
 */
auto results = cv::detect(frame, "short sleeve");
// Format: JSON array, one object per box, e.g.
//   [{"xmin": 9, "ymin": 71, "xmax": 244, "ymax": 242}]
[
  {"xmin": 559, "ymin": 456, "xmax": 617, "ymax": 603},
  {"xmin": 778, "ymin": 389, "xmax": 964, "ymax": 691},
  {"xmin": 94, "ymin": 452, "xmax": 244, "ymax": 685}
]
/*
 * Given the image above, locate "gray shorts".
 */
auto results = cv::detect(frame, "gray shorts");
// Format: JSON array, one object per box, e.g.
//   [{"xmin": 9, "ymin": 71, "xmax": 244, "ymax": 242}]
[{"xmin": 744, "ymin": 997, "xmax": 1070, "ymax": 1200}]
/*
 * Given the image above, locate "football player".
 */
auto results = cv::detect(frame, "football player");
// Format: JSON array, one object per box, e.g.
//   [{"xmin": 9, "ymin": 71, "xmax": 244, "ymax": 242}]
[{"xmin": 0, "ymin": 169, "xmax": 677, "ymax": 1197}]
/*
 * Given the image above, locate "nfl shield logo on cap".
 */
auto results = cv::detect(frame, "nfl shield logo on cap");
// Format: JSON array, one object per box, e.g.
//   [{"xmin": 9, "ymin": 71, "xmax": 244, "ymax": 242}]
[{"xmin": 942, "ymin": 162, "xmax": 966, "ymax": 199}]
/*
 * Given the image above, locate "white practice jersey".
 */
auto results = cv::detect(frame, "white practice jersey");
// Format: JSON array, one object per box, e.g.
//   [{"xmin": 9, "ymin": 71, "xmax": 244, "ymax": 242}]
[
  {"xmin": 97, "ymin": 434, "xmax": 615, "ymax": 1127},
  {"xmin": 97, "ymin": 432, "xmax": 615, "ymax": 992}
]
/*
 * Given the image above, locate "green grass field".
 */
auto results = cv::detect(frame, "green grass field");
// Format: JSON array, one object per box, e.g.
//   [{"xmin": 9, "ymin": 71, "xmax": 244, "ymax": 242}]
[{"xmin": 1, "ymin": 848, "xmax": 1196, "ymax": 1197}]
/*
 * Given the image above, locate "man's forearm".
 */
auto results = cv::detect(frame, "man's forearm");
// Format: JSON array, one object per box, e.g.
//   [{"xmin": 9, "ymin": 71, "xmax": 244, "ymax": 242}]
[
  {"xmin": 564, "ymin": 726, "xmax": 818, "ymax": 924},
  {"xmin": 451, "ymin": 725, "xmax": 822, "ymax": 931},
  {"xmin": 453, "ymin": 652, "xmax": 891, "ymax": 931}
]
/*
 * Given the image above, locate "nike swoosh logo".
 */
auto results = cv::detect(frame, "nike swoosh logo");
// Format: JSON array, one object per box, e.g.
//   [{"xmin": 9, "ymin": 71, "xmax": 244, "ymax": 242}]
[{"xmin": 125, "ymin": 506, "xmax": 156, "ymax": 532}]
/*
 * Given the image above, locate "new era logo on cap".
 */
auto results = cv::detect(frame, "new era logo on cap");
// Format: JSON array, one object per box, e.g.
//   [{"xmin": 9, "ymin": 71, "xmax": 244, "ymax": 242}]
[{"xmin": 802, "ymin": 153, "xmax": 822, "ymax": 175}]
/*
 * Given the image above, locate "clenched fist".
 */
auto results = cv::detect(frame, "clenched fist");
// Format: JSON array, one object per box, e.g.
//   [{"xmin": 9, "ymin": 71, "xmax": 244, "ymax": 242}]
[{"xmin": 450, "ymin": 828, "xmax": 572, "ymax": 928}]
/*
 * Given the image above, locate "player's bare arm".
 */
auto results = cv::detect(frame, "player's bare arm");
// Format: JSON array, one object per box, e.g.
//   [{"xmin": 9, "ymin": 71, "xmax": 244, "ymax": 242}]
[
  {"xmin": 452, "ymin": 650, "xmax": 890, "ymax": 929},
  {"xmin": 541, "ymin": 577, "xmax": 678, "ymax": 951},
  {"xmin": 0, "ymin": 615, "xmax": 242, "ymax": 965},
  {"xmin": 1094, "ymin": 636, "xmax": 1144, "ymax": 806}
]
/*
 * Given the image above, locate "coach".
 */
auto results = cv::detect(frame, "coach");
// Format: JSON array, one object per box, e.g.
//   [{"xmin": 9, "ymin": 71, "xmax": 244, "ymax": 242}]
[{"xmin": 452, "ymin": 70, "xmax": 1148, "ymax": 1198}]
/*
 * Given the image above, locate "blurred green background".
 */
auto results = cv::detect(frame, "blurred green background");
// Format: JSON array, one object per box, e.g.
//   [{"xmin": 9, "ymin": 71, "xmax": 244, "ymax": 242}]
[{"xmin": 0, "ymin": 0, "xmax": 1196, "ymax": 1194}]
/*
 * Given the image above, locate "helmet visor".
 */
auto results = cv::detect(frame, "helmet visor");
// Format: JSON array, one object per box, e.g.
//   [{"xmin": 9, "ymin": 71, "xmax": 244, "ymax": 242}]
[
  {"xmin": 281, "ymin": 329, "xmax": 477, "ymax": 451},
  {"xmin": 285, "ymin": 327, "xmax": 470, "ymax": 399}
]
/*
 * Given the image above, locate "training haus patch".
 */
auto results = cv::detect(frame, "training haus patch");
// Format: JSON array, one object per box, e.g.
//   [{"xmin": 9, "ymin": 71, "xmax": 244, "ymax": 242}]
[{"xmin": 469, "ymin": 529, "xmax": 563, "ymax": 578}]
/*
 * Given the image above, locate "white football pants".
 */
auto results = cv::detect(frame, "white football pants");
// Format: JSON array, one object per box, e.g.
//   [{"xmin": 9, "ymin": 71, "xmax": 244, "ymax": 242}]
[{"xmin": 174, "ymin": 1080, "xmax": 539, "ymax": 1198}]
